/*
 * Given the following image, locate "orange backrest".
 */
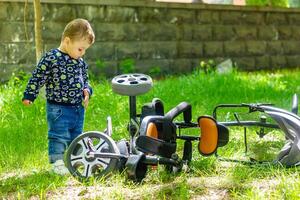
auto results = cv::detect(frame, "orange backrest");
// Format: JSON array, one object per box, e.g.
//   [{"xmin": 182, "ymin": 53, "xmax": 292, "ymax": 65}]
[
  {"xmin": 198, "ymin": 116, "xmax": 218, "ymax": 156},
  {"xmin": 146, "ymin": 122, "xmax": 158, "ymax": 139}
]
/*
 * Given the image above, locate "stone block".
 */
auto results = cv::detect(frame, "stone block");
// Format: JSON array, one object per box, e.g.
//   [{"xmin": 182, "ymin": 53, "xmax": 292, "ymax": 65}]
[
  {"xmin": 266, "ymin": 13, "xmax": 287, "ymax": 25},
  {"xmin": 196, "ymin": 10, "xmax": 219, "ymax": 24},
  {"xmin": 169, "ymin": 59, "xmax": 193, "ymax": 74},
  {"xmin": 138, "ymin": 8, "xmax": 167, "ymax": 23},
  {"xmin": 282, "ymin": 41, "xmax": 300, "ymax": 54},
  {"xmin": 192, "ymin": 25, "xmax": 213, "ymax": 41},
  {"xmin": 286, "ymin": 55, "xmax": 300, "ymax": 67},
  {"xmin": 220, "ymin": 11, "xmax": 242, "ymax": 25},
  {"xmin": 291, "ymin": 26, "xmax": 300, "ymax": 40},
  {"xmin": 115, "ymin": 42, "xmax": 141, "ymax": 60},
  {"xmin": 135, "ymin": 59, "xmax": 170, "ymax": 74},
  {"xmin": 94, "ymin": 23, "xmax": 118, "ymax": 41},
  {"xmin": 246, "ymin": 41, "xmax": 266, "ymax": 56},
  {"xmin": 203, "ymin": 42, "xmax": 223, "ymax": 57},
  {"xmin": 24, "ymin": 2, "xmax": 35, "ymax": 21},
  {"xmin": 270, "ymin": 56, "xmax": 287, "ymax": 68},
  {"xmin": 87, "ymin": 42, "xmax": 115, "ymax": 60},
  {"xmin": 8, "ymin": 43, "xmax": 35, "ymax": 65},
  {"xmin": 277, "ymin": 26, "xmax": 292, "ymax": 40},
  {"xmin": 0, "ymin": 22, "xmax": 34, "ymax": 42},
  {"xmin": 0, "ymin": 43, "xmax": 8, "ymax": 63},
  {"xmin": 0, "ymin": 64, "xmax": 19, "ymax": 82},
  {"xmin": 139, "ymin": 42, "xmax": 177, "ymax": 59},
  {"xmin": 42, "ymin": 22, "xmax": 65, "ymax": 41},
  {"xmin": 213, "ymin": 25, "xmax": 235, "ymax": 41},
  {"xmin": 140, "ymin": 23, "xmax": 177, "ymax": 41},
  {"xmin": 44, "ymin": 5, "xmax": 76, "ymax": 22},
  {"xmin": 255, "ymin": 56, "xmax": 270, "ymax": 70},
  {"xmin": 156, "ymin": 42, "xmax": 177, "ymax": 59},
  {"xmin": 288, "ymin": 13, "xmax": 300, "ymax": 25},
  {"xmin": 139, "ymin": 42, "xmax": 159, "ymax": 59},
  {"xmin": 74, "ymin": 5, "xmax": 105, "ymax": 22},
  {"xmin": 166, "ymin": 9, "xmax": 196, "ymax": 24},
  {"xmin": 18, "ymin": 64, "xmax": 36, "ymax": 74},
  {"xmin": 224, "ymin": 41, "xmax": 246, "ymax": 56},
  {"xmin": 267, "ymin": 41, "xmax": 283, "ymax": 55},
  {"xmin": 177, "ymin": 41, "xmax": 203, "ymax": 58},
  {"xmin": 177, "ymin": 24, "xmax": 193, "ymax": 41},
  {"xmin": 234, "ymin": 26, "xmax": 257, "ymax": 40},
  {"xmin": 241, "ymin": 12, "xmax": 264, "ymax": 25},
  {"xmin": 7, "ymin": 2, "xmax": 34, "ymax": 21},
  {"xmin": 106, "ymin": 6, "xmax": 137, "ymax": 23},
  {"xmin": 0, "ymin": 2, "xmax": 8, "ymax": 20},
  {"xmin": 122, "ymin": 24, "xmax": 142, "ymax": 41},
  {"xmin": 94, "ymin": 23, "xmax": 141, "ymax": 41},
  {"xmin": 234, "ymin": 57, "xmax": 255, "ymax": 71},
  {"xmin": 191, "ymin": 58, "xmax": 201, "ymax": 70},
  {"xmin": 257, "ymin": 26, "xmax": 278, "ymax": 40}
]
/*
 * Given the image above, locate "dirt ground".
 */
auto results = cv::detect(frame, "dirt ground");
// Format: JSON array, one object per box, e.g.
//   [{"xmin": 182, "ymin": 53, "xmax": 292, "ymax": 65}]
[{"xmin": 43, "ymin": 176, "xmax": 279, "ymax": 200}]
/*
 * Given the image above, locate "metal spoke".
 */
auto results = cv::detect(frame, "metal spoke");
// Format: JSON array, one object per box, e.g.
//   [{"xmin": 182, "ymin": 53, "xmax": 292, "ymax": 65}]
[
  {"xmin": 78, "ymin": 138, "xmax": 89, "ymax": 152},
  {"xmin": 84, "ymin": 164, "xmax": 91, "ymax": 177},
  {"xmin": 95, "ymin": 140, "xmax": 106, "ymax": 151},
  {"xmin": 70, "ymin": 154, "xmax": 84, "ymax": 163},
  {"xmin": 97, "ymin": 158, "xmax": 109, "ymax": 168}
]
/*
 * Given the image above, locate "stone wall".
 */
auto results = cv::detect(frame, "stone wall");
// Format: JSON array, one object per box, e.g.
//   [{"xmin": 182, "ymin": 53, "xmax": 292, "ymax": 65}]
[{"xmin": 1, "ymin": 0, "xmax": 300, "ymax": 81}]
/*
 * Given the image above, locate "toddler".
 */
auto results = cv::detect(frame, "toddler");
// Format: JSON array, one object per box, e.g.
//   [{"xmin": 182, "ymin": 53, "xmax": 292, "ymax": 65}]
[{"xmin": 22, "ymin": 18, "xmax": 95, "ymax": 175}]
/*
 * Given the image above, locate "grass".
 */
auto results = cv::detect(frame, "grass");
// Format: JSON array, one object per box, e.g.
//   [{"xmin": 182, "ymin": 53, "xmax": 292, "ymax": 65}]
[{"xmin": 1, "ymin": 69, "xmax": 300, "ymax": 199}]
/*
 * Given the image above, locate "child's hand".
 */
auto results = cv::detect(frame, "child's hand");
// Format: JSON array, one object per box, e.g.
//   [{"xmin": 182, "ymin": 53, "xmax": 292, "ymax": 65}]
[
  {"xmin": 22, "ymin": 99, "xmax": 32, "ymax": 106},
  {"xmin": 83, "ymin": 89, "xmax": 89, "ymax": 108}
]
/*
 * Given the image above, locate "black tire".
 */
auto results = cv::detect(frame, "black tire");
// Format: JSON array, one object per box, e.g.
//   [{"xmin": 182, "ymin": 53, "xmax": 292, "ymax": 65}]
[{"xmin": 64, "ymin": 131, "xmax": 119, "ymax": 182}]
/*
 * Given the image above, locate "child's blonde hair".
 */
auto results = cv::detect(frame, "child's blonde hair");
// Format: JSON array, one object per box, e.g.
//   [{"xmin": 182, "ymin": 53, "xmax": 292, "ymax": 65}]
[{"xmin": 62, "ymin": 18, "xmax": 95, "ymax": 44}]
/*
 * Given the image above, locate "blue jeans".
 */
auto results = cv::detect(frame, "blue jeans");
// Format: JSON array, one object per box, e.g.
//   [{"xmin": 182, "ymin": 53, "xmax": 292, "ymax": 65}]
[{"xmin": 46, "ymin": 102, "xmax": 85, "ymax": 163}]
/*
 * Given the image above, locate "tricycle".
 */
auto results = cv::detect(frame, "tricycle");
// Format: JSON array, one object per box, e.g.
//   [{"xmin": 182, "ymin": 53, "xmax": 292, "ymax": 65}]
[{"xmin": 64, "ymin": 73, "xmax": 300, "ymax": 182}]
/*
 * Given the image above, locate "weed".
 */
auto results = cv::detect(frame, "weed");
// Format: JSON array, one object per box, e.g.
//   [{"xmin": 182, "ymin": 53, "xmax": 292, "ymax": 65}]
[{"xmin": 119, "ymin": 58, "xmax": 135, "ymax": 74}]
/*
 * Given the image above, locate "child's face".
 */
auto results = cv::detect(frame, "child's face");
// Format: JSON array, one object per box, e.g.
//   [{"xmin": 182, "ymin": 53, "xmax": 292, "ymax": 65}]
[{"xmin": 65, "ymin": 38, "xmax": 91, "ymax": 59}]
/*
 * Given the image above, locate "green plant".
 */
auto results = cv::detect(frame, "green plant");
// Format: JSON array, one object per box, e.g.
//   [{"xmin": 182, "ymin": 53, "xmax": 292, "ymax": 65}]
[
  {"xmin": 198, "ymin": 59, "xmax": 216, "ymax": 74},
  {"xmin": 119, "ymin": 58, "xmax": 135, "ymax": 74},
  {"xmin": 149, "ymin": 66, "xmax": 162, "ymax": 77},
  {"xmin": 9, "ymin": 70, "xmax": 30, "ymax": 86},
  {"xmin": 89, "ymin": 59, "xmax": 107, "ymax": 81},
  {"xmin": 246, "ymin": 0, "xmax": 288, "ymax": 7},
  {"xmin": 95, "ymin": 59, "xmax": 106, "ymax": 70}
]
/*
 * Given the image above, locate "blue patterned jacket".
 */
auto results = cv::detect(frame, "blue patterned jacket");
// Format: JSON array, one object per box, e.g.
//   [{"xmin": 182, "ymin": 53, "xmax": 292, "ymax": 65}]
[{"xmin": 23, "ymin": 48, "xmax": 92, "ymax": 105}]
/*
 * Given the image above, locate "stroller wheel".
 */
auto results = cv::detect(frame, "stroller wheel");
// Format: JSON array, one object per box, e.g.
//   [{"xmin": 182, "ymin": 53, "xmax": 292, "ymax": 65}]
[{"xmin": 64, "ymin": 131, "xmax": 119, "ymax": 182}]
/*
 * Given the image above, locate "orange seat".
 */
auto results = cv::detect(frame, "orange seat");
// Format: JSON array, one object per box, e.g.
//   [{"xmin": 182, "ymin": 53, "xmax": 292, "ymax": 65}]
[
  {"xmin": 198, "ymin": 116, "xmax": 219, "ymax": 156},
  {"xmin": 146, "ymin": 122, "xmax": 158, "ymax": 139}
]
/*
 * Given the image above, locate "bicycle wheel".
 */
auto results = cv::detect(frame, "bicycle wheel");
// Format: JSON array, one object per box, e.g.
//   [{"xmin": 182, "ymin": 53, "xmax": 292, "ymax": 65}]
[{"xmin": 64, "ymin": 131, "xmax": 120, "ymax": 181}]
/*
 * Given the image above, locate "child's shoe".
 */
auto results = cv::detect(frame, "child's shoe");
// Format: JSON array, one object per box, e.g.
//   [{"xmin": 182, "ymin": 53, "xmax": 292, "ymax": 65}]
[{"xmin": 51, "ymin": 160, "xmax": 69, "ymax": 175}]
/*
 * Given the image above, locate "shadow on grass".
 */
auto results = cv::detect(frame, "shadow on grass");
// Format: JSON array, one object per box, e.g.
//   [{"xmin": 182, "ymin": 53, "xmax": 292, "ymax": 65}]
[{"xmin": 0, "ymin": 170, "xmax": 67, "ymax": 198}]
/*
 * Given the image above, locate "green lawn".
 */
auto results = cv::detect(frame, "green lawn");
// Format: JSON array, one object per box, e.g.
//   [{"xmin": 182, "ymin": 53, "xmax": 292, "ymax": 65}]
[{"xmin": 1, "ymin": 69, "xmax": 300, "ymax": 199}]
